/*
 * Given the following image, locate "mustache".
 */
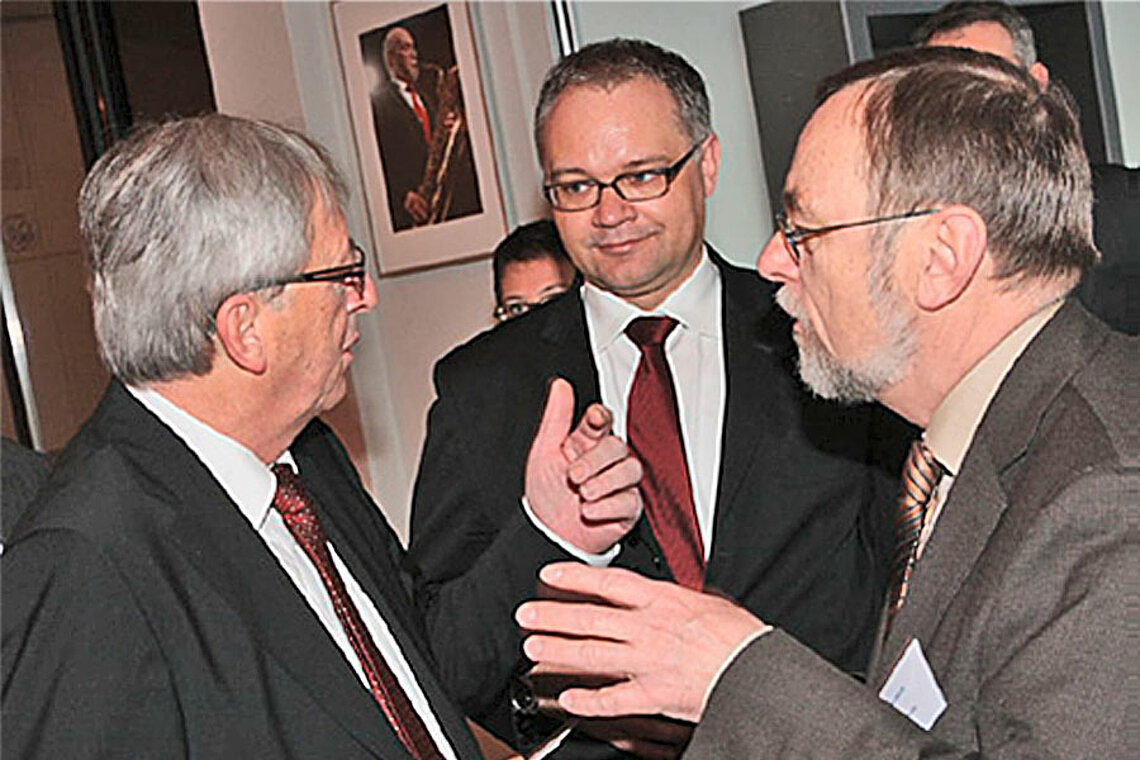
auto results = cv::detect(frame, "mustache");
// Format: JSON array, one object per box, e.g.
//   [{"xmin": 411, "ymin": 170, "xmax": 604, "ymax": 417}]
[{"xmin": 775, "ymin": 286, "xmax": 803, "ymax": 320}]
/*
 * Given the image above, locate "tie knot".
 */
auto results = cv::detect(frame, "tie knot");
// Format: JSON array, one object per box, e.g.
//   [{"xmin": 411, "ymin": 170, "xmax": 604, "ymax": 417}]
[
  {"xmin": 271, "ymin": 463, "xmax": 311, "ymax": 517},
  {"xmin": 626, "ymin": 316, "xmax": 678, "ymax": 348},
  {"xmin": 405, "ymin": 81, "xmax": 417, "ymax": 95}
]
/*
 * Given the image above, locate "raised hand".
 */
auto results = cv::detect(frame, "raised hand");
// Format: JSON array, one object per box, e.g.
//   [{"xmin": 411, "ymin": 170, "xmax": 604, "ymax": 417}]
[{"xmin": 524, "ymin": 378, "xmax": 643, "ymax": 555}]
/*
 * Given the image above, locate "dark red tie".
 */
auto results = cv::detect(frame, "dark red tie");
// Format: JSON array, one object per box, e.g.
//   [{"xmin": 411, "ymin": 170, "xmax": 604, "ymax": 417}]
[
  {"xmin": 625, "ymin": 317, "xmax": 705, "ymax": 590},
  {"xmin": 271, "ymin": 464, "xmax": 444, "ymax": 760},
  {"xmin": 406, "ymin": 82, "xmax": 432, "ymax": 144}
]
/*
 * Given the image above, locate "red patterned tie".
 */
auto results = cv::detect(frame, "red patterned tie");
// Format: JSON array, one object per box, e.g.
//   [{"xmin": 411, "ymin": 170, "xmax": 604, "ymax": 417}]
[
  {"xmin": 406, "ymin": 82, "xmax": 432, "ymax": 144},
  {"xmin": 886, "ymin": 441, "xmax": 943, "ymax": 621},
  {"xmin": 625, "ymin": 317, "xmax": 705, "ymax": 590},
  {"xmin": 271, "ymin": 464, "xmax": 444, "ymax": 760}
]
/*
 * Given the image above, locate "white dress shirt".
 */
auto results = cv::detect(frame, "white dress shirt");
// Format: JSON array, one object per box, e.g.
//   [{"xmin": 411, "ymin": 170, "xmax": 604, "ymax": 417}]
[
  {"xmin": 128, "ymin": 386, "xmax": 458, "ymax": 760},
  {"xmin": 583, "ymin": 248, "xmax": 726, "ymax": 555}
]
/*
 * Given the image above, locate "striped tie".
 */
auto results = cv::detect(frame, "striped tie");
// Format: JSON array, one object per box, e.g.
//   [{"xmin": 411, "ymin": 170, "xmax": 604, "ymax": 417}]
[{"xmin": 887, "ymin": 441, "xmax": 943, "ymax": 618}]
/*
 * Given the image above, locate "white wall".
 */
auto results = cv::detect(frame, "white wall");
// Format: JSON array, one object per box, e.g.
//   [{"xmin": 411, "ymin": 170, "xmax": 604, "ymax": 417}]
[{"xmin": 1104, "ymin": 0, "xmax": 1140, "ymax": 166}]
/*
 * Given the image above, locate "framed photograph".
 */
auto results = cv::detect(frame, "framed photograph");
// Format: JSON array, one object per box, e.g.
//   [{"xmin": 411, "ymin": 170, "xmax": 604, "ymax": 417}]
[{"xmin": 333, "ymin": 2, "xmax": 507, "ymax": 274}]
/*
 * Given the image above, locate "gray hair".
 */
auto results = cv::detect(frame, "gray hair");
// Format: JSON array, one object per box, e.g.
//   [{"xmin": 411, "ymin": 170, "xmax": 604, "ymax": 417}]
[
  {"xmin": 534, "ymin": 38, "xmax": 711, "ymax": 163},
  {"xmin": 78, "ymin": 113, "xmax": 347, "ymax": 385},
  {"xmin": 911, "ymin": 1, "xmax": 1039, "ymax": 67},
  {"xmin": 817, "ymin": 46, "xmax": 1096, "ymax": 286}
]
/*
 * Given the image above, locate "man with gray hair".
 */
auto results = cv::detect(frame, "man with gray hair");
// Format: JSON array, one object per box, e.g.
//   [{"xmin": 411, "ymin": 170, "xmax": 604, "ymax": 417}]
[
  {"xmin": 518, "ymin": 47, "xmax": 1134, "ymax": 757},
  {"xmin": 1, "ymin": 113, "xmax": 642, "ymax": 758}
]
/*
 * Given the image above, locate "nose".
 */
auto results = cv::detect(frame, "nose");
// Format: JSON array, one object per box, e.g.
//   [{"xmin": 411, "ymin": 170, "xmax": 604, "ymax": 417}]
[
  {"xmin": 352, "ymin": 271, "xmax": 379, "ymax": 313},
  {"xmin": 757, "ymin": 231, "xmax": 798, "ymax": 285},
  {"xmin": 593, "ymin": 184, "xmax": 636, "ymax": 228}
]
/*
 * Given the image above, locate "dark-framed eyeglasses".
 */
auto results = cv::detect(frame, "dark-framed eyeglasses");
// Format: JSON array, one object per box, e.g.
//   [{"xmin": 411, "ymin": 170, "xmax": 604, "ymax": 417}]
[
  {"xmin": 265, "ymin": 240, "xmax": 369, "ymax": 298},
  {"xmin": 543, "ymin": 138, "xmax": 707, "ymax": 212},
  {"xmin": 775, "ymin": 208, "xmax": 941, "ymax": 264},
  {"xmin": 493, "ymin": 288, "xmax": 569, "ymax": 323}
]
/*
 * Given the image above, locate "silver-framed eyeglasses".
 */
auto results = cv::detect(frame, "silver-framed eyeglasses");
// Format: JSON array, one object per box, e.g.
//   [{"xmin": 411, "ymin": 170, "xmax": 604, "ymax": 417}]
[
  {"xmin": 775, "ymin": 208, "xmax": 940, "ymax": 264},
  {"xmin": 265, "ymin": 239, "xmax": 369, "ymax": 298},
  {"xmin": 543, "ymin": 138, "xmax": 706, "ymax": 212}
]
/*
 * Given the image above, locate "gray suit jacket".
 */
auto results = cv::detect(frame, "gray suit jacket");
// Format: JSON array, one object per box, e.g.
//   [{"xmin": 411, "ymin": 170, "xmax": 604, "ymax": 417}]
[{"xmin": 686, "ymin": 300, "xmax": 1136, "ymax": 758}]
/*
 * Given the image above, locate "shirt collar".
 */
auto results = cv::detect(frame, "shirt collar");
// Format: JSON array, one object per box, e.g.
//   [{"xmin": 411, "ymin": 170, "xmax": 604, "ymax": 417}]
[
  {"xmin": 925, "ymin": 299, "xmax": 1063, "ymax": 475},
  {"xmin": 581, "ymin": 245, "xmax": 720, "ymax": 349},
  {"xmin": 126, "ymin": 385, "xmax": 295, "ymax": 530}
]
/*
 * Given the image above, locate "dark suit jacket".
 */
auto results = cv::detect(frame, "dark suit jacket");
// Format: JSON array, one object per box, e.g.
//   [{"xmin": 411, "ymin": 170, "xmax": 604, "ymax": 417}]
[
  {"xmin": 1, "ymin": 437, "xmax": 51, "ymax": 543},
  {"xmin": 687, "ymin": 300, "xmax": 1136, "ymax": 758},
  {"xmin": 0, "ymin": 382, "xmax": 563, "ymax": 758},
  {"xmin": 1079, "ymin": 163, "xmax": 1139, "ymax": 334},
  {"xmin": 410, "ymin": 249, "xmax": 910, "ymax": 748}
]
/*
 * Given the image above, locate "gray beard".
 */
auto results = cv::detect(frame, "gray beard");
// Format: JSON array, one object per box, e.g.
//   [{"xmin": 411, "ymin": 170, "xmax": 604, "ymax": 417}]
[{"xmin": 775, "ymin": 274, "xmax": 915, "ymax": 404}]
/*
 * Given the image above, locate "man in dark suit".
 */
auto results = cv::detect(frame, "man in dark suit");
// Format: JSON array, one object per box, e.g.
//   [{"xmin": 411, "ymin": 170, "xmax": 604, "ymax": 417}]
[
  {"xmin": 371, "ymin": 26, "xmax": 479, "ymax": 232},
  {"xmin": 1, "ymin": 114, "xmax": 643, "ymax": 758},
  {"xmin": 518, "ymin": 48, "xmax": 1134, "ymax": 758},
  {"xmin": 410, "ymin": 38, "xmax": 906, "ymax": 756}
]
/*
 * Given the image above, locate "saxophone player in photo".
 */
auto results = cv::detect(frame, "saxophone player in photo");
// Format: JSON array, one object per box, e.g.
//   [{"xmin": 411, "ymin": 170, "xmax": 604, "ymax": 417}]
[{"xmin": 369, "ymin": 24, "xmax": 481, "ymax": 232}]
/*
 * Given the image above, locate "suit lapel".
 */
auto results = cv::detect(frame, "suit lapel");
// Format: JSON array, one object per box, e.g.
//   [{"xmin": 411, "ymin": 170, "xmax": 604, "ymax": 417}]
[
  {"xmin": 540, "ymin": 291, "xmax": 601, "ymax": 416},
  {"xmin": 871, "ymin": 437, "xmax": 1008, "ymax": 683},
  {"xmin": 714, "ymin": 254, "xmax": 787, "ymax": 518},
  {"xmin": 294, "ymin": 421, "xmax": 483, "ymax": 759},
  {"xmin": 102, "ymin": 385, "xmax": 402, "ymax": 758},
  {"xmin": 870, "ymin": 301, "xmax": 1112, "ymax": 683}
]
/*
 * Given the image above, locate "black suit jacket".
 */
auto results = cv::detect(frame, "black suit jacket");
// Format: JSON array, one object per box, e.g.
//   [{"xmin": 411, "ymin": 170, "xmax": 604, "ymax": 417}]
[
  {"xmin": 1079, "ymin": 163, "xmax": 1139, "ymax": 334},
  {"xmin": 687, "ymin": 300, "xmax": 1135, "ymax": 758},
  {"xmin": 1, "ymin": 382, "xmax": 559, "ymax": 758},
  {"xmin": 410, "ymin": 249, "xmax": 910, "ymax": 748}
]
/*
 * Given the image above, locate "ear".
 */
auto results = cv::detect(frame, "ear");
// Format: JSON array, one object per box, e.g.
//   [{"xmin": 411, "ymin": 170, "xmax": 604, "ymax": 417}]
[
  {"xmin": 698, "ymin": 133, "xmax": 721, "ymax": 198},
  {"xmin": 1028, "ymin": 61, "xmax": 1049, "ymax": 89},
  {"xmin": 214, "ymin": 293, "xmax": 268, "ymax": 375},
  {"xmin": 916, "ymin": 206, "xmax": 987, "ymax": 312}
]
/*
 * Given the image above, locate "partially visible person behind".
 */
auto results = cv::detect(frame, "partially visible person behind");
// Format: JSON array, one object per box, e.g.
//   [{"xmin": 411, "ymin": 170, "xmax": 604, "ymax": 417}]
[
  {"xmin": 492, "ymin": 219, "xmax": 577, "ymax": 324},
  {"xmin": 518, "ymin": 46, "xmax": 1134, "ymax": 758},
  {"xmin": 1, "ymin": 113, "xmax": 643, "ymax": 759},
  {"xmin": 913, "ymin": 0, "xmax": 1139, "ymax": 334},
  {"xmin": 911, "ymin": 0, "xmax": 1049, "ymax": 86}
]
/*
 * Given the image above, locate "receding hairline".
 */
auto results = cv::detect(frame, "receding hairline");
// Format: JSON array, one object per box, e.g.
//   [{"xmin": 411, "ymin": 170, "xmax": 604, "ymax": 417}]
[{"xmin": 536, "ymin": 75, "xmax": 690, "ymax": 159}]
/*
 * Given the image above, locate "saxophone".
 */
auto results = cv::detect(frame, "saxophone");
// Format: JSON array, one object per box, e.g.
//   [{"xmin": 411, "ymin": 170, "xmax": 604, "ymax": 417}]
[{"xmin": 415, "ymin": 63, "xmax": 468, "ymax": 225}]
